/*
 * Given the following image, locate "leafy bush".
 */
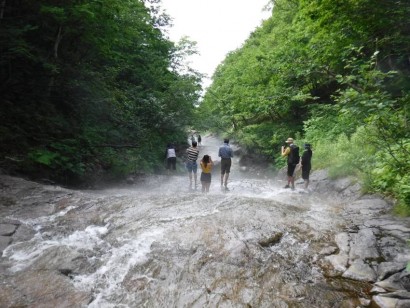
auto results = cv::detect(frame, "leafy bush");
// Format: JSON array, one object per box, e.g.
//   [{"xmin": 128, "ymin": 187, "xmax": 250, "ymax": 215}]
[
  {"xmin": 303, "ymin": 124, "xmax": 377, "ymax": 181},
  {"xmin": 304, "ymin": 104, "xmax": 358, "ymax": 144},
  {"xmin": 370, "ymin": 140, "xmax": 410, "ymax": 215},
  {"xmin": 28, "ymin": 140, "xmax": 87, "ymax": 178}
]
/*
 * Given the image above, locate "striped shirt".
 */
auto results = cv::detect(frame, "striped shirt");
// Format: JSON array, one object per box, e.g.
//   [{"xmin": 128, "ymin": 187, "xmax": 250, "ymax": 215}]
[{"xmin": 186, "ymin": 147, "xmax": 199, "ymax": 162}]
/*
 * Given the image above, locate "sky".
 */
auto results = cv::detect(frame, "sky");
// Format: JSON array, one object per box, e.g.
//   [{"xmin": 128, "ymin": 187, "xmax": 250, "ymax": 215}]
[{"xmin": 160, "ymin": 0, "xmax": 271, "ymax": 89}]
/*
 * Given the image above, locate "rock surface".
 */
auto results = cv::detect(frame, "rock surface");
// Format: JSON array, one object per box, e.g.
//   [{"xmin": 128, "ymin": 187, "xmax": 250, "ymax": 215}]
[
  {"xmin": 308, "ymin": 169, "xmax": 410, "ymax": 306},
  {"xmin": 0, "ymin": 168, "xmax": 409, "ymax": 307}
]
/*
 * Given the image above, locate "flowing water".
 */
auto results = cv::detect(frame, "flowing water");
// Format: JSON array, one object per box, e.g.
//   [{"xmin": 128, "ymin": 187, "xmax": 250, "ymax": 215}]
[{"xmin": 0, "ymin": 136, "xmax": 373, "ymax": 307}]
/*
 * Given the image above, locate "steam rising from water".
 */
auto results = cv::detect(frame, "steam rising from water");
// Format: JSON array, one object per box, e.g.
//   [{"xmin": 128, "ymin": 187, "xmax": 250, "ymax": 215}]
[{"xmin": 0, "ymin": 135, "xmax": 371, "ymax": 307}]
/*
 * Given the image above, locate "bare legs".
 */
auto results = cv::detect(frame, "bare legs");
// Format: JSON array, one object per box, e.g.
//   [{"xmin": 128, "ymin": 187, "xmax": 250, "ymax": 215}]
[
  {"xmin": 220, "ymin": 172, "xmax": 229, "ymax": 190},
  {"xmin": 304, "ymin": 179, "xmax": 309, "ymax": 190},
  {"xmin": 189, "ymin": 172, "xmax": 197, "ymax": 189},
  {"xmin": 290, "ymin": 175, "xmax": 295, "ymax": 190},
  {"xmin": 285, "ymin": 175, "xmax": 295, "ymax": 190},
  {"xmin": 201, "ymin": 182, "xmax": 210, "ymax": 193}
]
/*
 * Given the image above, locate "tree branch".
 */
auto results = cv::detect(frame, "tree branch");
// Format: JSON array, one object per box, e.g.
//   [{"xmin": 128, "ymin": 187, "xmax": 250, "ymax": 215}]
[
  {"xmin": 92, "ymin": 144, "xmax": 139, "ymax": 149},
  {"xmin": 54, "ymin": 25, "xmax": 63, "ymax": 59}
]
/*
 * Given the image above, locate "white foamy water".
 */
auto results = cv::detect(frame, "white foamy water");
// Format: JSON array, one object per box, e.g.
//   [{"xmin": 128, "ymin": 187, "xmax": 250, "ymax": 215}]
[
  {"xmin": 73, "ymin": 228, "xmax": 164, "ymax": 307},
  {"xmin": 4, "ymin": 225, "xmax": 110, "ymax": 272},
  {"xmin": 2, "ymin": 134, "xmax": 395, "ymax": 307}
]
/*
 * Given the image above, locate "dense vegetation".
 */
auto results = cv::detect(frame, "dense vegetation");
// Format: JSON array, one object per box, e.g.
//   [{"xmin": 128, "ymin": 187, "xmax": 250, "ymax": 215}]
[
  {"xmin": 198, "ymin": 0, "xmax": 410, "ymax": 213},
  {"xmin": 0, "ymin": 0, "xmax": 201, "ymax": 185}
]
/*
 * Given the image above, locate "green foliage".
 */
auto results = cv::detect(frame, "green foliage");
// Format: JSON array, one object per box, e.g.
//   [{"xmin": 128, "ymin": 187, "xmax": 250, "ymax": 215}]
[
  {"xmin": 2, "ymin": 0, "xmax": 410, "ymax": 212},
  {"xmin": 28, "ymin": 140, "xmax": 87, "ymax": 178},
  {"xmin": 305, "ymin": 126, "xmax": 374, "ymax": 180},
  {"xmin": 303, "ymin": 104, "xmax": 357, "ymax": 143},
  {"xmin": 0, "ymin": 0, "xmax": 201, "ymax": 184},
  {"xmin": 201, "ymin": 0, "xmax": 410, "ymax": 212},
  {"xmin": 29, "ymin": 149, "xmax": 59, "ymax": 167},
  {"xmin": 371, "ymin": 140, "xmax": 410, "ymax": 215},
  {"xmin": 407, "ymin": 258, "xmax": 410, "ymax": 272}
]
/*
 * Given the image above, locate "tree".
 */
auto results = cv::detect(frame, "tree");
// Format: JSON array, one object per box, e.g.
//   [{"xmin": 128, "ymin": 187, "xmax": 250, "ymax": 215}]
[{"xmin": 0, "ymin": 0, "xmax": 201, "ymax": 184}]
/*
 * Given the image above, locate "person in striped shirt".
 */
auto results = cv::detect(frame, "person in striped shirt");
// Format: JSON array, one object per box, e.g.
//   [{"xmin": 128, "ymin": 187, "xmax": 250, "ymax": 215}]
[{"xmin": 186, "ymin": 141, "xmax": 199, "ymax": 190}]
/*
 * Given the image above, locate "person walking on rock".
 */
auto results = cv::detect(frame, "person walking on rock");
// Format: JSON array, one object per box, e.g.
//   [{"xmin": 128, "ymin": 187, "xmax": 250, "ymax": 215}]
[
  {"xmin": 218, "ymin": 138, "xmax": 233, "ymax": 191},
  {"xmin": 200, "ymin": 154, "xmax": 213, "ymax": 193},
  {"xmin": 301, "ymin": 143, "xmax": 313, "ymax": 190},
  {"xmin": 281, "ymin": 137, "xmax": 300, "ymax": 190},
  {"xmin": 186, "ymin": 141, "xmax": 199, "ymax": 190},
  {"xmin": 165, "ymin": 143, "xmax": 177, "ymax": 174}
]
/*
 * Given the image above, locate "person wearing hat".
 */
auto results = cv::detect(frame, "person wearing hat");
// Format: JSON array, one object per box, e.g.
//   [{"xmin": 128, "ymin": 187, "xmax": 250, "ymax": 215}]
[
  {"xmin": 301, "ymin": 143, "xmax": 313, "ymax": 190},
  {"xmin": 281, "ymin": 137, "xmax": 299, "ymax": 190}
]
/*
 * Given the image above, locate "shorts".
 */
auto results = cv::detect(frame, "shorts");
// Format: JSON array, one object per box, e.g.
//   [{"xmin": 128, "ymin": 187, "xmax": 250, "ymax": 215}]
[
  {"xmin": 166, "ymin": 157, "xmax": 176, "ymax": 170},
  {"xmin": 302, "ymin": 166, "xmax": 311, "ymax": 180},
  {"xmin": 186, "ymin": 161, "xmax": 197, "ymax": 173},
  {"xmin": 220, "ymin": 158, "xmax": 231, "ymax": 174},
  {"xmin": 200, "ymin": 172, "xmax": 211, "ymax": 183},
  {"xmin": 287, "ymin": 163, "xmax": 297, "ymax": 177}
]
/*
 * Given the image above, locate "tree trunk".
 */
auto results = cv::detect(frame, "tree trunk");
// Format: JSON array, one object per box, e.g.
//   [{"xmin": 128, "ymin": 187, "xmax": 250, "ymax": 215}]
[
  {"xmin": 54, "ymin": 26, "xmax": 63, "ymax": 59},
  {"xmin": 0, "ymin": 0, "xmax": 6, "ymax": 20},
  {"xmin": 47, "ymin": 26, "xmax": 63, "ymax": 97}
]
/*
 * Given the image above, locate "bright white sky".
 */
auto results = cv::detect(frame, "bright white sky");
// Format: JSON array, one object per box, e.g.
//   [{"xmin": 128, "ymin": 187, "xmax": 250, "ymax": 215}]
[{"xmin": 160, "ymin": 0, "xmax": 271, "ymax": 89}]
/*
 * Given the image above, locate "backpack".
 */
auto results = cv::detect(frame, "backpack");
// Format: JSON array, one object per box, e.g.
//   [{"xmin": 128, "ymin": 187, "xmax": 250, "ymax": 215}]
[{"xmin": 288, "ymin": 145, "xmax": 300, "ymax": 165}]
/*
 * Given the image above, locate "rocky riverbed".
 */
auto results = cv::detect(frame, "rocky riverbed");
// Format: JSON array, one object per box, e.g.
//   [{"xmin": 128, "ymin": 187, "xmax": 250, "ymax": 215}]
[
  {"xmin": 0, "ymin": 156, "xmax": 409, "ymax": 307},
  {"xmin": 305, "ymin": 170, "xmax": 410, "ymax": 307}
]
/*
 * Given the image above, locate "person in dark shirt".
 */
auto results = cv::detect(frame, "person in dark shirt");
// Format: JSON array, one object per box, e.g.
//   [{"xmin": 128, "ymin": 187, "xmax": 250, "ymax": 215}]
[
  {"xmin": 301, "ymin": 143, "xmax": 313, "ymax": 190},
  {"xmin": 218, "ymin": 138, "xmax": 233, "ymax": 191}
]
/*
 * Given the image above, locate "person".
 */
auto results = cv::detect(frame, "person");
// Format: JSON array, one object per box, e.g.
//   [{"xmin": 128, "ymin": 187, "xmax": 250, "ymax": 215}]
[
  {"xmin": 165, "ymin": 143, "xmax": 177, "ymax": 174},
  {"xmin": 186, "ymin": 141, "xmax": 199, "ymax": 190},
  {"xmin": 197, "ymin": 134, "xmax": 202, "ymax": 146},
  {"xmin": 200, "ymin": 154, "xmax": 213, "ymax": 193},
  {"xmin": 301, "ymin": 143, "xmax": 313, "ymax": 190},
  {"xmin": 281, "ymin": 137, "xmax": 300, "ymax": 190},
  {"xmin": 218, "ymin": 138, "xmax": 233, "ymax": 191}
]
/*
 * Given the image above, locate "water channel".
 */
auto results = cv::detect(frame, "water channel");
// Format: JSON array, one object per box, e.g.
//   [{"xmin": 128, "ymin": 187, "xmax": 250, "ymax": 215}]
[{"xmin": 0, "ymin": 135, "xmax": 402, "ymax": 307}]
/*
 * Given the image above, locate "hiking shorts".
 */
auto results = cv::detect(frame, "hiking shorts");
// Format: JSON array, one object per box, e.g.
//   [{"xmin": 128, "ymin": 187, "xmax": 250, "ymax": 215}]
[
  {"xmin": 302, "ymin": 166, "xmax": 311, "ymax": 180},
  {"xmin": 220, "ymin": 158, "xmax": 232, "ymax": 174},
  {"xmin": 186, "ymin": 161, "xmax": 197, "ymax": 173},
  {"xmin": 287, "ymin": 163, "xmax": 297, "ymax": 177}
]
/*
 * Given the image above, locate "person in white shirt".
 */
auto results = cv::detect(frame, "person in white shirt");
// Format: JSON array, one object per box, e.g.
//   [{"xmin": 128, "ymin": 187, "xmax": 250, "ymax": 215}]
[{"xmin": 165, "ymin": 143, "xmax": 177, "ymax": 174}]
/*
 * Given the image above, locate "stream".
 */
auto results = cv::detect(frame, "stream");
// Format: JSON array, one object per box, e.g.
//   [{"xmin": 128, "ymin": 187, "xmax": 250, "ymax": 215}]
[{"xmin": 1, "ymin": 135, "xmax": 409, "ymax": 307}]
